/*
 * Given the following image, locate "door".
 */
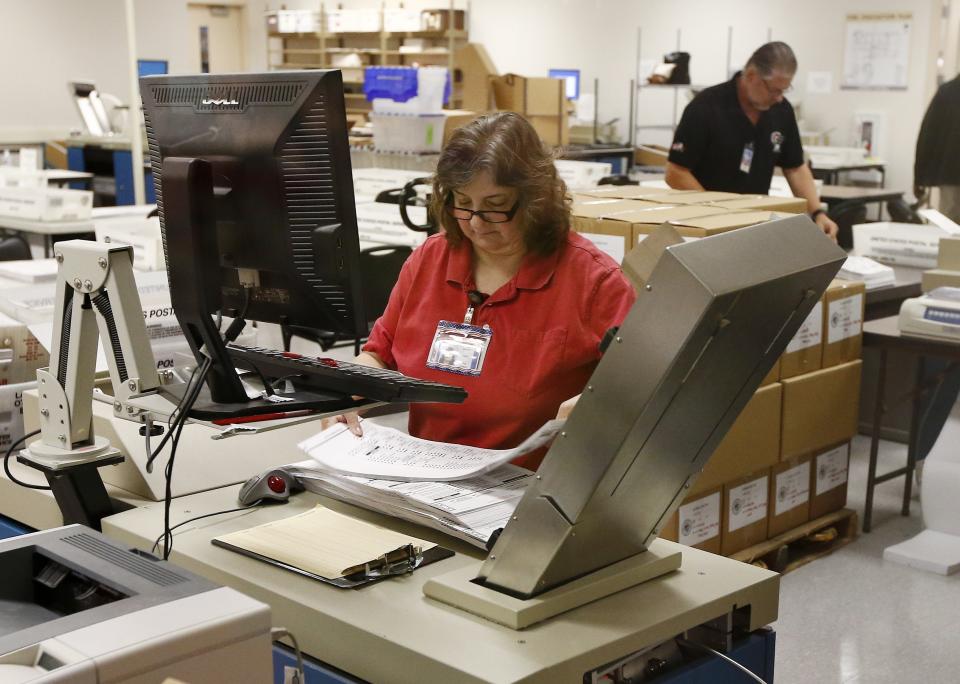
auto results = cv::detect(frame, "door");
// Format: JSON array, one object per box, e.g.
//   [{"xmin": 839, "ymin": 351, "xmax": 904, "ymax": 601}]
[{"xmin": 187, "ymin": 4, "xmax": 245, "ymax": 73}]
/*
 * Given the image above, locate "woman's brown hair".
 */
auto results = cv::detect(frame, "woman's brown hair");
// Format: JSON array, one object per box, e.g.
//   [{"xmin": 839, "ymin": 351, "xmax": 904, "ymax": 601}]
[{"xmin": 430, "ymin": 112, "xmax": 570, "ymax": 256}]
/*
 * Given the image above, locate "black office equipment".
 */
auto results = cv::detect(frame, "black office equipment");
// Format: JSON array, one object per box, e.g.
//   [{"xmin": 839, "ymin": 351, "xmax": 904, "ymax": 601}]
[{"xmin": 139, "ymin": 70, "xmax": 465, "ymax": 418}]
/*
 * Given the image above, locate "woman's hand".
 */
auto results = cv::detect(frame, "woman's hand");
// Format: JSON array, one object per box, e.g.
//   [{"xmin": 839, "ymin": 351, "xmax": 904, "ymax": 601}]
[
  {"xmin": 556, "ymin": 394, "xmax": 581, "ymax": 421},
  {"xmin": 318, "ymin": 351, "xmax": 388, "ymax": 438}
]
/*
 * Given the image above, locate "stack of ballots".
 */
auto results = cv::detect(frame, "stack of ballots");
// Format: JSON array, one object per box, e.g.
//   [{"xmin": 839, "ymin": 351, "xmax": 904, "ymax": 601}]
[
  {"xmin": 291, "ymin": 420, "xmax": 564, "ymax": 548},
  {"xmin": 837, "ymin": 255, "xmax": 895, "ymax": 290}
]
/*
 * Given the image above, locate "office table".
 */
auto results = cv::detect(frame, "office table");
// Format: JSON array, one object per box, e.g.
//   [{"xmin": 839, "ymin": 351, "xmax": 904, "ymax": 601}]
[
  {"xmin": 0, "ymin": 215, "xmax": 94, "ymax": 256},
  {"xmin": 861, "ymin": 316, "xmax": 960, "ymax": 531},
  {"xmin": 812, "ymin": 160, "xmax": 886, "ymax": 187},
  {"xmin": 821, "ymin": 185, "xmax": 905, "ymax": 222},
  {"xmin": 102, "ymin": 485, "xmax": 779, "ymax": 684},
  {"xmin": 863, "ymin": 265, "xmax": 923, "ymax": 320}
]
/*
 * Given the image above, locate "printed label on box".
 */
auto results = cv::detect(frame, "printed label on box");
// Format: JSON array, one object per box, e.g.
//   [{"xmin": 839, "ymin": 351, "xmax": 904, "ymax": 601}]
[
  {"xmin": 816, "ymin": 445, "xmax": 849, "ymax": 495},
  {"xmin": 775, "ymin": 462, "xmax": 811, "ymax": 516},
  {"xmin": 678, "ymin": 492, "xmax": 721, "ymax": 546},
  {"xmin": 786, "ymin": 301, "xmax": 823, "ymax": 353},
  {"xmin": 827, "ymin": 293, "xmax": 863, "ymax": 344},
  {"xmin": 581, "ymin": 232, "xmax": 625, "ymax": 265},
  {"xmin": 727, "ymin": 476, "xmax": 769, "ymax": 532}
]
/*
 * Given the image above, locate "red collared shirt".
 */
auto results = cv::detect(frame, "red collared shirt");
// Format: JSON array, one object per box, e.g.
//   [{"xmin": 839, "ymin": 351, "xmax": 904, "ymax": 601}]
[{"xmin": 363, "ymin": 231, "xmax": 636, "ymax": 470}]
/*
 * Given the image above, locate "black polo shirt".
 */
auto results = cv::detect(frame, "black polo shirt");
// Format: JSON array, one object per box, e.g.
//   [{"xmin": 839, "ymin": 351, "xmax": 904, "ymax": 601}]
[{"xmin": 667, "ymin": 72, "xmax": 804, "ymax": 194}]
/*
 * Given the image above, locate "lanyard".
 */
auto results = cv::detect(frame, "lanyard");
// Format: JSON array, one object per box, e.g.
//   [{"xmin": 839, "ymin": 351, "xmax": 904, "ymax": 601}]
[{"xmin": 463, "ymin": 289, "xmax": 489, "ymax": 325}]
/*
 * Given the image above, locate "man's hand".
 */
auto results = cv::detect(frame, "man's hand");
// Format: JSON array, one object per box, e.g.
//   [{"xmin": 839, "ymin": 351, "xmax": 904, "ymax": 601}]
[{"xmin": 814, "ymin": 212, "xmax": 839, "ymax": 242}]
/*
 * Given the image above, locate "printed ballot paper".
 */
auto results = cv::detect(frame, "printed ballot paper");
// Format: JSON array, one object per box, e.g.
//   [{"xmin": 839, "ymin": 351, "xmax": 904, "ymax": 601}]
[{"xmin": 298, "ymin": 419, "xmax": 565, "ymax": 481}]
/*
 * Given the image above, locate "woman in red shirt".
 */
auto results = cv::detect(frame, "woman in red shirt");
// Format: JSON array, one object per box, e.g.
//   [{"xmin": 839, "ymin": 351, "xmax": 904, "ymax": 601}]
[{"xmin": 340, "ymin": 112, "xmax": 635, "ymax": 470}]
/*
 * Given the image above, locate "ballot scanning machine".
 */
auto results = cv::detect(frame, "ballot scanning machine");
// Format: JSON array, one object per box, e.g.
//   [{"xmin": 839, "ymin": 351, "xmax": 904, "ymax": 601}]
[
  {"xmin": 0, "ymin": 526, "xmax": 272, "ymax": 683},
  {"xmin": 898, "ymin": 286, "xmax": 960, "ymax": 341}
]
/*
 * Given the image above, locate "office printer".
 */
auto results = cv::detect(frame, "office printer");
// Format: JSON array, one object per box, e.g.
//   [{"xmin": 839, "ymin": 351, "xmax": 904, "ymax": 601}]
[
  {"xmin": 899, "ymin": 287, "xmax": 960, "ymax": 341},
  {"xmin": 0, "ymin": 526, "xmax": 272, "ymax": 683}
]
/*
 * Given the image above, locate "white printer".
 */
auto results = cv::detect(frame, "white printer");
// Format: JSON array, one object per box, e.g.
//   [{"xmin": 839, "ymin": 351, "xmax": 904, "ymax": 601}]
[
  {"xmin": 899, "ymin": 287, "xmax": 960, "ymax": 341},
  {"xmin": 0, "ymin": 526, "xmax": 273, "ymax": 683}
]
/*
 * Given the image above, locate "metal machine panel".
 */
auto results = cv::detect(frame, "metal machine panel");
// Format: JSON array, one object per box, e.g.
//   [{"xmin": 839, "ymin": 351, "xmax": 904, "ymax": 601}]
[{"xmin": 479, "ymin": 216, "xmax": 846, "ymax": 597}]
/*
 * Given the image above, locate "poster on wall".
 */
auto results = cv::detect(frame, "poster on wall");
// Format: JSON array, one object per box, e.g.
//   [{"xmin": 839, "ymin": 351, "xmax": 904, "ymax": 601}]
[{"xmin": 842, "ymin": 12, "xmax": 912, "ymax": 90}]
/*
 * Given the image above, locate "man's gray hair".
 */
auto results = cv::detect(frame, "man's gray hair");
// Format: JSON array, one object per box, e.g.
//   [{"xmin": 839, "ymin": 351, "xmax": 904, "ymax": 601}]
[{"xmin": 746, "ymin": 41, "xmax": 797, "ymax": 78}]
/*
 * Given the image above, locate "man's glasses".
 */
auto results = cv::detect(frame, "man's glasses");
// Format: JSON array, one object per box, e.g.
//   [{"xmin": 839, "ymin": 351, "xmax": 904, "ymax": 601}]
[
  {"xmin": 761, "ymin": 78, "xmax": 793, "ymax": 98},
  {"xmin": 444, "ymin": 198, "xmax": 520, "ymax": 224}
]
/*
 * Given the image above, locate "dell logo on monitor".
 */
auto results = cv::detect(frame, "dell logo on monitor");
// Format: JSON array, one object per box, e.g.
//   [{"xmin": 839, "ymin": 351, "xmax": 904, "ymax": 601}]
[{"xmin": 201, "ymin": 98, "xmax": 239, "ymax": 106}]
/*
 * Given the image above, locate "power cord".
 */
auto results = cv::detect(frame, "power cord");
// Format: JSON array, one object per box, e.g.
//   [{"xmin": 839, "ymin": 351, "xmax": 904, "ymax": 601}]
[
  {"xmin": 676, "ymin": 637, "xmax": 767, "ymax": 684},
  {"xmin": 3, "ymin": 430, "xmax": 46, "ymax": 490},
  {"xmin": 271, "ymin": 628, "xmax": 305, "ymax": 684},
  {"xmin": 151, "ymin": 504, "xmax": 251, "ymax": 555}
]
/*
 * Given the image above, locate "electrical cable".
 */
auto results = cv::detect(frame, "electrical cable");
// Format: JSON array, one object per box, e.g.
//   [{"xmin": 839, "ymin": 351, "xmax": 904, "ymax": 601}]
[
  {"xmin": 271, "ymin": 628, "xmax": 305, "ymax": 684},
  {"xmin": 4, "ymin": 430, "xmax": 46, "ymax": 490},
  {"xmin": 675, "ymin": 638, "xmax": 768, "ymax": 684},
  {"xmin": 151, "ymin": 504, "xmax": 250, "ymax": 555}
]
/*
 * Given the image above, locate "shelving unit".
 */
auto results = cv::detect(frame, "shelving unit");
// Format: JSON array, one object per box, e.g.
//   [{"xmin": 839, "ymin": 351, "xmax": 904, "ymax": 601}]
[{"xmin": 264, "ymin": 2, "xmax": 469, "ymax": 117}]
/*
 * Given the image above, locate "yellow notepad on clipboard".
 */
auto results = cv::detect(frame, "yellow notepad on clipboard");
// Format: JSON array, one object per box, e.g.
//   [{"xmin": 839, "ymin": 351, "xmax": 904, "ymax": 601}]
[{"xmin": 212, "ymin": 505, "xmax": 453, "ymax": 588}]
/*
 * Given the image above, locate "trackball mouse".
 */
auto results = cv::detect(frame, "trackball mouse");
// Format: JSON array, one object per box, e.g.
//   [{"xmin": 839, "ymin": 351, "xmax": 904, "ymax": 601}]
[{"xmin": 238, "ymin": 467, "xmax": 305, "ymax": 506}]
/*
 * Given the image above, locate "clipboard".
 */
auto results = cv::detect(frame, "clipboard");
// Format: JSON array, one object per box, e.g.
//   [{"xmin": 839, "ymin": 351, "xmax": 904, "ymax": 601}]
[{"xmin": 212, "ymin": 538, "xmax": 454, "ymax": 588}]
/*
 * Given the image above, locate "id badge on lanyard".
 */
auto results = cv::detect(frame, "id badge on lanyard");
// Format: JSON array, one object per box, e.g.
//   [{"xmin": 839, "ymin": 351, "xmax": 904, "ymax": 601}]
[
  {"xmin": 740, "ymin": 142, "xmax": 754, "ymax": 174},
  {"xmin": 426, "ymin": 291, "xmax": 493, "ymax": 377}
]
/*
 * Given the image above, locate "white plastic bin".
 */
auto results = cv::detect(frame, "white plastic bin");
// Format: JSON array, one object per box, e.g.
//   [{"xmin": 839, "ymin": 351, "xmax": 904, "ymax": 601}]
[{"xmin": 371, "ymin": 113, "xmax": 447, "ymax": 153}]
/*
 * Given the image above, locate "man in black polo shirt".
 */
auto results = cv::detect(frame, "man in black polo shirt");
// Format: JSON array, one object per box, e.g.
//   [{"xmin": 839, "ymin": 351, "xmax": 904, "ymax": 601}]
[{"xmin": 665, "ymin": 42, "xmax": 838, "ymax": 240}]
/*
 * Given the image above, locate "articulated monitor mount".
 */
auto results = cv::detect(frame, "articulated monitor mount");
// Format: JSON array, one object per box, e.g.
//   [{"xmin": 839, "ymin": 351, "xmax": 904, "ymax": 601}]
[
  {"xmin": 424, "ymin": 215, "xmax": 847, "ymax": 629},
  {"xmin": 18, "ymin": 240, "xmax": 161, "ymax": 529}
]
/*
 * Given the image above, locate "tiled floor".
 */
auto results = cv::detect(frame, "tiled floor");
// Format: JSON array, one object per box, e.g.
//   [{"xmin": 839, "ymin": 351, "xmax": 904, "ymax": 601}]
[{"xmin": 774, "ymin": 435, "xmax": 959, "ymax": 683}]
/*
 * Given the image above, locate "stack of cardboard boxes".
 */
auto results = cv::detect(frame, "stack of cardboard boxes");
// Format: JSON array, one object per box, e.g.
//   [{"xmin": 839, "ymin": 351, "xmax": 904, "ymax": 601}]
[
  {"xmin": 569, "ymin": 188, "xmax": 809, "ymax": 265},
  {"xmin": 659, "ymin": 278, "xmax": 865, "ymax": 556},
  {"xmin": 489, "ymin": 73, "xmax": 569, "ymax": 146}
]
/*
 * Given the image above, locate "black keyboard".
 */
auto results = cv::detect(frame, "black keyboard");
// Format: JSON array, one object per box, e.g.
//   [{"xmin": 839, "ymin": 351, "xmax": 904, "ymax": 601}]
[{"xmin": 226, "ymin": 344, "xmax": 467, "ymax": 405}]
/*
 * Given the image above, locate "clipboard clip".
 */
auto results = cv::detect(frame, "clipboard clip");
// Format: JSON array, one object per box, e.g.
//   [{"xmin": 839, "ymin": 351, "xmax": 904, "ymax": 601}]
[{"xmin": 349, "ymin": 543, "xmax": 424, "ymax": 579}]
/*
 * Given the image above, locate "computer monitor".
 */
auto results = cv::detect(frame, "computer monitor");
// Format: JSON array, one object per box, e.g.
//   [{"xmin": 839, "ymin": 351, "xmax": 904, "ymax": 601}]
[
  {"xmin": 139, "ymin": 70, "xmax": 366, "ymax": 416},
  {"xmin": 548, "ymin": 68, "xmax": 580, "ymax": 100},
  {"xmin": 137, "ymin": 59, "xmax": 169, "ymax": 78}
]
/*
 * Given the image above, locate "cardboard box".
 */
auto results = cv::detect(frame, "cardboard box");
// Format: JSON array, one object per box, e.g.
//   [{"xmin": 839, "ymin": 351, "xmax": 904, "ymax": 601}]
[
  {"xmin": 528, "ymin": 114, "xmax": 569, "ymax": 147},
  {"xmin": 641, "ymin": 210, "xmax": 792, "ymax": 241},
  {"xmin": 441, "ymin": 109, "xmax": 479, "ymax": 145},
  {"xmin": 809, "ymin": 442, "xmax": 850, "ymax": 519},
  {"xmin": 937, "ymin": 236, "xmax": 960, "ymax": 270},
  {"xmin": 640, "ymin": 190, "xmax": 744, "ymax": 205},
  {"xmin": 491, "ymin": 74, "xmax": 563, "ymax": 116},
  {"xmin": 0, "ymin": 380, "xmax": 34, "ymax": 453},
  {"xmin": 922, "ymin": 269, "xmax": 960, "ymax": 292},
  {"xmin": 0, "ymin": 311, "xmax": 50, "ymax": 385},
  {"xmin": 780, "ymin": 360, "xmax": 862, "ymax": 460},
  {"xmin": 852, "ymin": 222, "xmax": 946, "ymax": 269},
  {"xmin": 659, "ymin": 487, "xmax": 723, "ymax": 554},
  {"xmin": 578, "ymin": 186, "xmax": 678, "ymax": 200},
  {"xmin": 454, "ymin": 44, "xmax": 497, "ymax": 112},
  {"xmin": 768, "ymin": 454, "xmax": 812, "ymax": 537},
  {"xmin": 573, "ymin": 203, "xmax": 705, "ymax": 262},
  {"xmin": 712, "ymin": 195, "xmax": 809, "ymax": 214},
  {"xmin": 722, "ymin": 468, "xmax": 771, "ymax": 555},
  {"xmin": 620, "ymin": 223, "xmax": 684, "ymax": 289},
  {"xmin": 0, "ymin": 186, "xmax": 93, "ymax": 221},
  {"xmin": 635, "ymin": 144, "xmax": 669, "ymax": 167},
  {"xmin": 694, "ymin": 383, "xmax": 781, "ymax": 496},
  {"xmin": 780, "ymin": 299, "xmax": 824, "ymax": 379},
  {"xmin": 760, "ymin": 357, "xmax": 780, "ymax": 387},
  {"xmin": 822, "ymin": 280, "xmax": 865, "ymax": 369}
]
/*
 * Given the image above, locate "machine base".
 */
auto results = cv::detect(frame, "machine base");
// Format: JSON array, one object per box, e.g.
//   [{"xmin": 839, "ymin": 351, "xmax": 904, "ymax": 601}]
[{"xmin": 423, "ymin": 542, "xmax": 682, "ymax": 630}]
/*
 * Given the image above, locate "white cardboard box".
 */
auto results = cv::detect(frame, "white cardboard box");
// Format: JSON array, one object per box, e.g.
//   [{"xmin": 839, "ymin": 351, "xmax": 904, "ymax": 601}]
[
  {"xmin": 852, "ymin": 222, "xmax": 948, "ymax": 269},
  {"xmin": 0, "ymin": 185, "xmax": 93, "ymax": 221}
]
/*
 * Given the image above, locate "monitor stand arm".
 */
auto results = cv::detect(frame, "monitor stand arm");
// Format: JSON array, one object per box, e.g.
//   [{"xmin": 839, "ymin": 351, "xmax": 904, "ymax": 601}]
[{"xmin": 18, "ymin": 240, "xmax": 161, "ymax": 529}]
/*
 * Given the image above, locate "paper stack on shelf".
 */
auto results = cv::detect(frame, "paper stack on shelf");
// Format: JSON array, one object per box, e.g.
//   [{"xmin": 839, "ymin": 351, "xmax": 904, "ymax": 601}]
[
  {"xmin": 284, "ymin": 458, "xmax": 533, "ymax": 549},
  {"xmin": 837, "ymin": 255, "xmax": 895, "ymax": 290}
]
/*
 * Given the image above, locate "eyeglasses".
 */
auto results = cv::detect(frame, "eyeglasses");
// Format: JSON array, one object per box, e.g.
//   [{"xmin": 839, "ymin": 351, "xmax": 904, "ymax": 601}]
[
  {"xmin": 444, "ymin": 197, "xmax": 520, "ymax": 224},
  {"xmin": 760, "ymin": 78, "xmax": 793, "ymax": 98}
]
